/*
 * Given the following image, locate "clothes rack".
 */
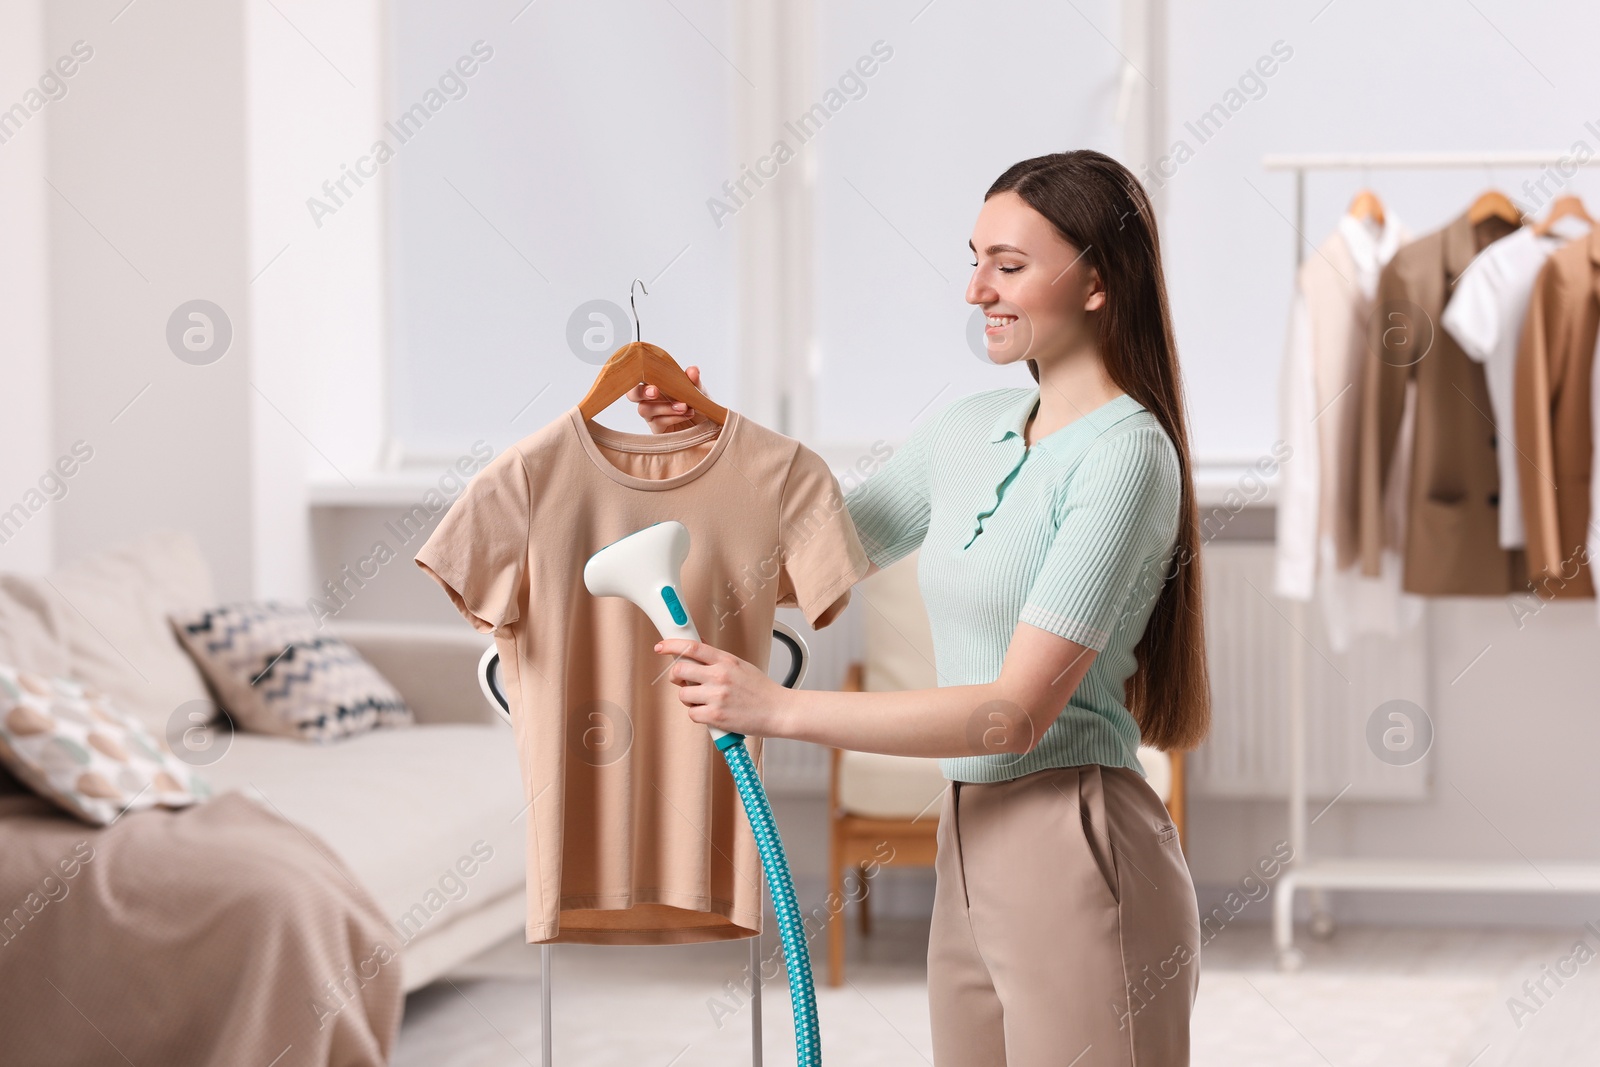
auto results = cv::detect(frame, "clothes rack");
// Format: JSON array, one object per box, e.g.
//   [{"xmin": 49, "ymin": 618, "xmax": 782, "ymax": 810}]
[{"xmin": 1261, "ymin": 150, "xmax": 1600, "ymax": 970}]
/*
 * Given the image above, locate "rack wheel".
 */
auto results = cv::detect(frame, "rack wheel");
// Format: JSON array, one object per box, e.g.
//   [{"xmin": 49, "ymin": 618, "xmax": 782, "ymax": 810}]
[
  {"xmin": 1277, "ymin": 947, "xmax": 1304, "ymax": 972},
  {"xmin": 1308, "ymin": 911, "xmax": 1336, "ymax": 940}
]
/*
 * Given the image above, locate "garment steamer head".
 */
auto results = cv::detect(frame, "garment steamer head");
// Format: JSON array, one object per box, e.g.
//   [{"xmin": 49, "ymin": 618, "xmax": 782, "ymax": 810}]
[
  {"xmin": 582, "ymin": 520, "xmax": 701, "ymax": 644},
  {"xmin": 584, "ymin": 520, "xmax": 734, "ymax": 743}
]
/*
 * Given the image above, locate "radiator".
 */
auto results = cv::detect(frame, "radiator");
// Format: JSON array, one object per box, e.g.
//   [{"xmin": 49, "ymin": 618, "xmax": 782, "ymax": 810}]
[{"xmin": 1190, "ymin": 542, "xmax": 1432, "ymax": 801}]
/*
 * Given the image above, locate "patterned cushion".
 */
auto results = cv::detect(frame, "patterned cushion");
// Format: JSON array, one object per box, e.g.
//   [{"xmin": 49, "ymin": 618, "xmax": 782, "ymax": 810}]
[
  {"xmin": 168, "ymin": 601, "xmax": 413, "ymax": 742},
  {"xmin": 0, "ymin": 664, "xmax": 213, "ymax": 825}
]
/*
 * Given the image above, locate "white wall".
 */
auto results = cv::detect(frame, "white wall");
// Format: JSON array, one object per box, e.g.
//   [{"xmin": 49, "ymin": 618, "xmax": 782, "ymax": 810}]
[
  {"xmin": 29, "ymin": 0, "xmax": 388, "ymax": 600},
  {"xmin": 0, "ymin": 0, "xmax": 54, "ymax": 575},
  {"xmin": 44, "ymin": 0, "xmax": 255, "ymax": 594},
  {"xmin": 245, "ymin": 0, "xmax": 388, "ymax": 599}
]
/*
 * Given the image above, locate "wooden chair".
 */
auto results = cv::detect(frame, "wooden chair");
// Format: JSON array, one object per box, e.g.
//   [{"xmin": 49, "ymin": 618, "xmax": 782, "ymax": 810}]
[{"xmin": 825, "ymin": 550, "xmax": 1186, "ymax": 987}]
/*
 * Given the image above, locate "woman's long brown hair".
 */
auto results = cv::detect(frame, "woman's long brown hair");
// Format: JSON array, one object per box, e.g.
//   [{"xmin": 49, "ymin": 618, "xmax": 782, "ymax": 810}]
[{"xmin": 986, "ymin": 150, "xmax": 1211, "ymax": 751}]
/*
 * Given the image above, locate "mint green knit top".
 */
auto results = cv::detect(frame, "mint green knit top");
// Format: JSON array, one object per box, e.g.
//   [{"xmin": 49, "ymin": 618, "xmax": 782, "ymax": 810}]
[{"xmin": 842, "ymin": 386, "xmax": 1182, "ymax": 784}]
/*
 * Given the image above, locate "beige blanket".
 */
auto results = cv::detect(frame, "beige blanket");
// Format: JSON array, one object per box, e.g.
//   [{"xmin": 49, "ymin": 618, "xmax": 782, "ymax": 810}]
[{"xmin": 0, "ymin": 787, "xmax": 404, "ymax": 1066}]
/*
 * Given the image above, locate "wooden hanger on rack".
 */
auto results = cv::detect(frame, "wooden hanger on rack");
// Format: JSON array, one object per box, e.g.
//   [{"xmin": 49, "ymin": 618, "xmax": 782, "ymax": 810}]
[
  {"xmin": 577, "ymin": 278, "xmax": 728, "ymax": 426},
  {"xmin": 1532, "ymin": 194, "xmax": 1595, "ymax": 236},
  {"xmin": 1467, "ymin": 188, "xmax": 1522, "ymax": 226},
  {"xmin": 1347, "ymin": 188, "xmax": 1385, "ymax": 225}
]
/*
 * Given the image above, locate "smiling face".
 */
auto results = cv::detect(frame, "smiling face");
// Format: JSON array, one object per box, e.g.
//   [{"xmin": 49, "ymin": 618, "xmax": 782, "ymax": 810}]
[{"xmin": 965, "ymin": 189, "xmax": 1105, "ymax": 367}]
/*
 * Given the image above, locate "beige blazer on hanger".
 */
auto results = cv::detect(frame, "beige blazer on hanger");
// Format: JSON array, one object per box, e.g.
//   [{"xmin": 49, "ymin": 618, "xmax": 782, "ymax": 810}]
[
  {"xmin": 1513, "ymin": 227, "xmax": 1600, "ymax": 597},
  {"xmin": 1358, "ymin": 208, "xmax": 1527, "ymax": 595}
]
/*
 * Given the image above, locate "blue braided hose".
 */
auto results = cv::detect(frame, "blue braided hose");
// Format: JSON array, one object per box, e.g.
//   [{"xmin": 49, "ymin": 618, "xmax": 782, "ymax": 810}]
[{"xmin": 716, "ymin": 731, "xmax": 821, "ymax": 1066}]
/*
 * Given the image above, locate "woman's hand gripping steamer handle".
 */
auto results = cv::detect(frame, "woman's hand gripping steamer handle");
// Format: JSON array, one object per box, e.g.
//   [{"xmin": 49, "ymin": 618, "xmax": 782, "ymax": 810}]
[{"xmin": 581, "ymin": 520, "xmax": 740, "ymax": 750}]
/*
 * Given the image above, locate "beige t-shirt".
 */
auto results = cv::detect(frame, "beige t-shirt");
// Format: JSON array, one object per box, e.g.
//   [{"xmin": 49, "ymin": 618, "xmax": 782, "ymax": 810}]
[{"xmin": 414, "ymin": 406, "xmax": 869, "ymax": 945}]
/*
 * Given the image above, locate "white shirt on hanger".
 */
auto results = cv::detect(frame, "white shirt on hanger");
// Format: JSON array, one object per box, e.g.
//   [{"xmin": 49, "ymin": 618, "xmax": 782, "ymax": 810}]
[
  {"xmin": 1440, "ymin": 213, "xmax": 1593, "ymax": 549},
  {"xmin": 1276, "ymin": 210, "xmax": 1421, "ymax": 653},
  {"xmin": 1338, "ymin": 210, "xmax": 1401, "ymax": 298},
  {"xmin": 1277, "ymin": 213, "xmax": 1402, "ymax": 599}
]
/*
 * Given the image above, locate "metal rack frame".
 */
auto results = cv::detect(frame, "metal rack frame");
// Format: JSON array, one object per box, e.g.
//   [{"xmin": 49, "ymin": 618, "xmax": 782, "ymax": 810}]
[{"xmin": 1261, "ymin": 150, "xmax": 1600, "ymax": 970}]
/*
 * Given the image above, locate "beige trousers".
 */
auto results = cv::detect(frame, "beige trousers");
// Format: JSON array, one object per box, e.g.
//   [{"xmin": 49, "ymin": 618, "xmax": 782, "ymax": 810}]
[{"xmin": 927, "ymin": 763, "xmax": 1201, "ymax": 1066}]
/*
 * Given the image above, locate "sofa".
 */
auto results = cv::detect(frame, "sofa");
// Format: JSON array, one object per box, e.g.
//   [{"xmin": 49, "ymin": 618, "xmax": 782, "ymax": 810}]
[{"xmin": 0, "ymin": 529, "xmax": 527, "ymax": 995}]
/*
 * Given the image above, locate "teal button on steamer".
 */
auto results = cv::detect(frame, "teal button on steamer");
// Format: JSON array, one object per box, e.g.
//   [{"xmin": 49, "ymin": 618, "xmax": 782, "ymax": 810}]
[{"xmin": 583, "ymin": 520, "xmax": 822, "ymax": 1066}]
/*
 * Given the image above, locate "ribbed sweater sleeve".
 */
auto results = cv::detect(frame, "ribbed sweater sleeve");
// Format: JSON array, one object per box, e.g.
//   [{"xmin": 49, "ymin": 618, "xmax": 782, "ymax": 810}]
[
  {"xmin": 842, "ymin": 402, "xmax": 951, "ymax": 571},
  {"xmin": 1018, "ymin": 425, "xmax": 1181, "ymax": 652}
]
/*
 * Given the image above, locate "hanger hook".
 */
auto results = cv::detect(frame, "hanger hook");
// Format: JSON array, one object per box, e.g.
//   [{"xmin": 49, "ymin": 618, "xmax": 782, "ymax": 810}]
[{"xmin": 629, "ymin": 278, "xmax": 647, "ymax": 343}]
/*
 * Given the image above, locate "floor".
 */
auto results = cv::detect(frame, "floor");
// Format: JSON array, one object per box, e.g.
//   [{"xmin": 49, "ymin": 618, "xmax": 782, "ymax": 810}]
[{"xmin": 394, "ymin": 916, "xmax": 1600, "ymax": 1066}]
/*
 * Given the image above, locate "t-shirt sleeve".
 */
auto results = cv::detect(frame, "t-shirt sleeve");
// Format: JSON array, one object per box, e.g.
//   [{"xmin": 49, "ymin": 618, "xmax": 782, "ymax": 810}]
[
  {"xmin": 776, "ymin": 444, "xmax": 872, "ymax": 630},
  {"xmin": 414, "ymin": 444, "xmax": 531, "ymax": 634},
  {"xmin": 842, "ymin": 404, "xmax": 947, "ymax": 572},
  {"xmin": 1018, "ymin": 425, "xmax": 1181, "ymax": 652},
  {"xmin": 1440, "ymin": 252, "xmax": 1500, "ymax": 364}
]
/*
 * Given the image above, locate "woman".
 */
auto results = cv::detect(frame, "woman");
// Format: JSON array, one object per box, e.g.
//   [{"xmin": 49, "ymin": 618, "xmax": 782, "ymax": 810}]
[{"xmin": 630, "ymin": 149, "xmax": 1209, "ymax": 1066}]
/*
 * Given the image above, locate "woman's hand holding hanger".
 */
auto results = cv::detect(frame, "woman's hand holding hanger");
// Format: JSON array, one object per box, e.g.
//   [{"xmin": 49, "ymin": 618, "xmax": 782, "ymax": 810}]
[{"xmin": 627, "ymin": 366, "xmax": 707, "ymax": 433}]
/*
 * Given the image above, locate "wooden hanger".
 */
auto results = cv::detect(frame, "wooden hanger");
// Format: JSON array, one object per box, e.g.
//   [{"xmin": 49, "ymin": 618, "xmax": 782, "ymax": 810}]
[
  {"xmin": 1347, "ymin": 188, "xmax": 1385, "ymax": 225},
  {"xmin": 1467, "ymin": 188, "xmax": 1521, "ymax": 226},
  {"xmin": 1532, "ymin": 194, "xmax": 1595, "ymax": 237},
  {"xmin": 576, "ymin": 279, "xmax": 727, "ymax": 426}
]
